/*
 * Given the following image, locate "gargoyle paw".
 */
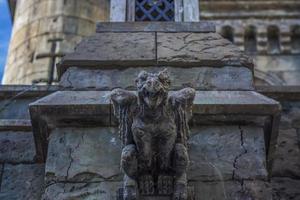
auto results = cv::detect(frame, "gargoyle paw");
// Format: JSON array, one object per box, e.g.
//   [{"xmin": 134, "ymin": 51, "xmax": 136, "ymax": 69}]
[
  {"xmin": 173, "ymin": 183, "xmax": 188, "ymax": 200},
  {"xmin": 123, "ymin": 186, "xmax": 137, "ymax": 200}
]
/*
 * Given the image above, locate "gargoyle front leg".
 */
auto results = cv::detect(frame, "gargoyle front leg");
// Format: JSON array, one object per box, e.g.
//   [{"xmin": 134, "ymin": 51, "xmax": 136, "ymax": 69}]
[
  {"xmin": 123, "ymin": 175, "xmax": 138, "ymax": 200},
  {"xmin": 132, "ymin": 128, "xmax": 155, "ymax": 195},
  {"xmin": 121, "ymin": 145, "xmax": 138, "ymax": 200},
  {"xmin": 173, "ymin": 143, "xmax": 189, "ymax": 200}
]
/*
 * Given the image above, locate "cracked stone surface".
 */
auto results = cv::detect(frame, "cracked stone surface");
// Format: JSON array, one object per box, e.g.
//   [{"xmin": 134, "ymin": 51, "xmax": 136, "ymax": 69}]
[
  {"xmin": 59, "ymin": 32, "xmax": 156, "ymax": 73},
  {"xmin": 192, "ymin": 180, "xmax": 272, "ymax": 200},
  {"xmin": 157, "ymin": 32, "xmax": 253, "ymax": 68},
  {"xmin": 42, "ymin": 182, "xmax": 122, "ymax": 200},
  {"xmin": 0, "ymin": 131, "xmax": 36, "ymax": 163},
  {"xmin": 272, "ymin": 129, "xmax": 300, "ymax": 178},
  {"xmin": 45, "ymin": 127, "xmax": 122, "ymax": 183},
  {"xmin": 60, "ymin": 66, "xmax": 254, "ymax": 91},
  {"xmin": 0, "ymin": 164, "xmax": 45, "ymax": 200},
  {"xmin": 272, "ymin": 177, "xmax": 300, "ymax": 200},
  {"xmin": 188, "ymin": 126, "xmax": 267, "ymax": 181}
]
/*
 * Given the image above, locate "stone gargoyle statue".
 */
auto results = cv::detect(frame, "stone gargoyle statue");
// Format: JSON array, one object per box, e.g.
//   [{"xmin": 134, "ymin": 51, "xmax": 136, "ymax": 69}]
[{"xmin": 111, "ymin": 70, "xmax": 195, "ymax": 200}]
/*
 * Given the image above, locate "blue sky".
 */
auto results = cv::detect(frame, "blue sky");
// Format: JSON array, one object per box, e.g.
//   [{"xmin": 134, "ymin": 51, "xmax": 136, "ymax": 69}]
[{"xmin": 0, "ymin": 0, "xmax": 12, "ymax": 81}]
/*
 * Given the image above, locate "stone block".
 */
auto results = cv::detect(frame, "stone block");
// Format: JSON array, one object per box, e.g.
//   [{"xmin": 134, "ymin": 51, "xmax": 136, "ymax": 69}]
[
  {"xmin": 191, "ymin": 180, "xmax": 272, "ymax": 200},
  {"xmin": 59, "ymin": 32, "xmax": 156, "ymax": 75},
  {"xmin": 157, "ymin": 32, "xmax": 253, "ymax": 68},
  {"xmin": 0, "ymin": 98, "xmax": 34, "ymax": 119},
  {"xmin": 30, "ymin": 90, "xmax": 280, "ymax": 163},
  {"xmin": 60, "ymin": 66, "xmax": 254, "ymax": 91},
  {"xmin": 42, "ymin": 182, "xmax": 122, "ymax": 200},
  {"xmin": 188, "ymin": 126, "xmax": 267, "ymax": 181},
  {"xmin": 272, "ymin": 129, "xmax": 300, "ymax": 178},
  {"xmin": 45, "ymin": 127, "xmax": 122, "ymax": 183},
  {"xmin": 0, "ymin": 164, "xmax": 45, "ymax": 200},
  {"xmin": 192, "ymin": 91, "xmax": 280, "ymax": 116},
  {"xmin": 271, "ymin": 177, "xmax": 300, "ymax": 200},
  {"xmin": 96, "ymin": 22, "xmax": 216, "ymax": 33},
  {"xmin": 0, "ymin": 131, "xmax": 36, "ymax": 163}
]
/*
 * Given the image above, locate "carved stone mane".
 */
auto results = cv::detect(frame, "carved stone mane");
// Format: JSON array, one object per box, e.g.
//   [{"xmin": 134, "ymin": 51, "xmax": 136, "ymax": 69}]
[{"xmin": 111, "ymin": 70, "xmax": 195, "ymax": 200}]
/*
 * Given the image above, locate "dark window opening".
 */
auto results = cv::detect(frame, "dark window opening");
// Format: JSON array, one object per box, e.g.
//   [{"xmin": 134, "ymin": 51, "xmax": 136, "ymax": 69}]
[
  {"xmin": 220, "ymin": 26, "xmax": 234, "ymax": 43},
  {"xmin": 244, "ymin": 26, "xmax": 257, "ymax": 54},
  {"xmin": 135, "ymin": 0, "xmax": 175, "ymax": 21},
  {"xmin": 291, "ymin": 25, "xmax": 300, "ymax": 53},
  {"xmin": 267, "ymin": 26, "xmax": 281, "ymax": 54}
]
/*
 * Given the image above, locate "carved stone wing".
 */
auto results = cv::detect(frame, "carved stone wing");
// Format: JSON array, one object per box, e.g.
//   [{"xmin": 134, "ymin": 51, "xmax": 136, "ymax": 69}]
[
  {"xmin": 169, "ymin": 87, "xmax": 196, "ymax": 146},
  {"xmin": 110, "ymin": 88, "xmax": 137, "ymax": 146}
]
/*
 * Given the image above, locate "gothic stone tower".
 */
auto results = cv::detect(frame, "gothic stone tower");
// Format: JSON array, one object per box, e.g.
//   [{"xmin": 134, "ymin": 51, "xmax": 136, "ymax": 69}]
[{"xmin": 3, "ymin": 0, "xmax": 110, "ymax": 85}]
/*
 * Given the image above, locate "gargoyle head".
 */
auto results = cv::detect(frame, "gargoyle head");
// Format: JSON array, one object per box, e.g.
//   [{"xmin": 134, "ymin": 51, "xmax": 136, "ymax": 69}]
[{"xmin": 136, "ymin": 70, "xmax": 171, "ymax": 109}]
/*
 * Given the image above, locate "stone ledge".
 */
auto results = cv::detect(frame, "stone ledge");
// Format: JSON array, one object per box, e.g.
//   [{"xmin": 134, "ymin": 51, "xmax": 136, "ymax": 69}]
[
  {"xmin": 0, "ymin": 85, "xmax": 59, "ymax": 99},
  {"xmin": 257, "ymin": 86, "xmax": 300, "ymax": 101},
  {"xmin": 29, "ymin": 90, "xmax": 280, "ymax": 163},
  {"xmin": 30, "ymin": 91, "xmax": 280, "ymax": 122},
  {"xmin": 96, "ymin": 22, "xmax": 216, "ymax": 33},
  {"xmin": 0, "ymin": 119, "xmax": 32, "ymax": 131}
]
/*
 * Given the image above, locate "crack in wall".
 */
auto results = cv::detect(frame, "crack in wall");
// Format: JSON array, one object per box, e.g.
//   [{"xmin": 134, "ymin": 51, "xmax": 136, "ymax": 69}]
[
  {"xmin": 66, "ymin": 134, "xmax": 83, "ymax": 180},
  {"xmin": 232, "ymin": 126, "xmax": 248, "ymax": 185}
]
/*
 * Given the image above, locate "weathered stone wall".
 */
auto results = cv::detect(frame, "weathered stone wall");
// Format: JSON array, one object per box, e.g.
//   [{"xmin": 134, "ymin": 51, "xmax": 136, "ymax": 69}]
[
  {"xmin": 271, "ymin": 100, "xmax": 300, "ymax": 199},
  {"xmin": 0, "ymin": 86, "xmax": 56, "ymax": 199},
  {"xmin": 2, "ymin": 0, "xmax": 110, "ymax": 84},
  {"xmin": 0, "ymin": 85, "xmax": 299, "ymax": 199},
  {"xmin": 258, "ymin": 86, "xmax": 300, "ymax": 200}
]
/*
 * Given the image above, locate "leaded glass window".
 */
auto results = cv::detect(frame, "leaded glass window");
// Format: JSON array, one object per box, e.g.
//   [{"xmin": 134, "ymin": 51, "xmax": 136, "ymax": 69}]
[{"xmin": 135, "ymin": 0, "xmax": 175, "ymax": 21}]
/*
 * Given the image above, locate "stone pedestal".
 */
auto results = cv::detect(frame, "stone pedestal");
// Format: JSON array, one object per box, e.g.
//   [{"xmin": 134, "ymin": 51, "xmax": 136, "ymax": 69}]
[{"xmin": 29, "ymin": 22, "xmax": 281, "ymax": 200}]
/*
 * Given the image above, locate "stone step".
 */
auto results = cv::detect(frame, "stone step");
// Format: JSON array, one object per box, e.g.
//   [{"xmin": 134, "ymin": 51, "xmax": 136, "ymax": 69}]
[
  {"xmin": 96, "ymin": 22, "xmax": 216, "ymax": 33},
  {"xmin": 58, "ymin": 22, "xmax": 253, "ymax": 78}
]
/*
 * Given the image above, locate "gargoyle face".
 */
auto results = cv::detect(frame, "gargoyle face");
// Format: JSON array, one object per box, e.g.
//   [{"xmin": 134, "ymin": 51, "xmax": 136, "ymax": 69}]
[{"xmin": 136, "ymin": 70, "xmax": 171, "ymax": 109}]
